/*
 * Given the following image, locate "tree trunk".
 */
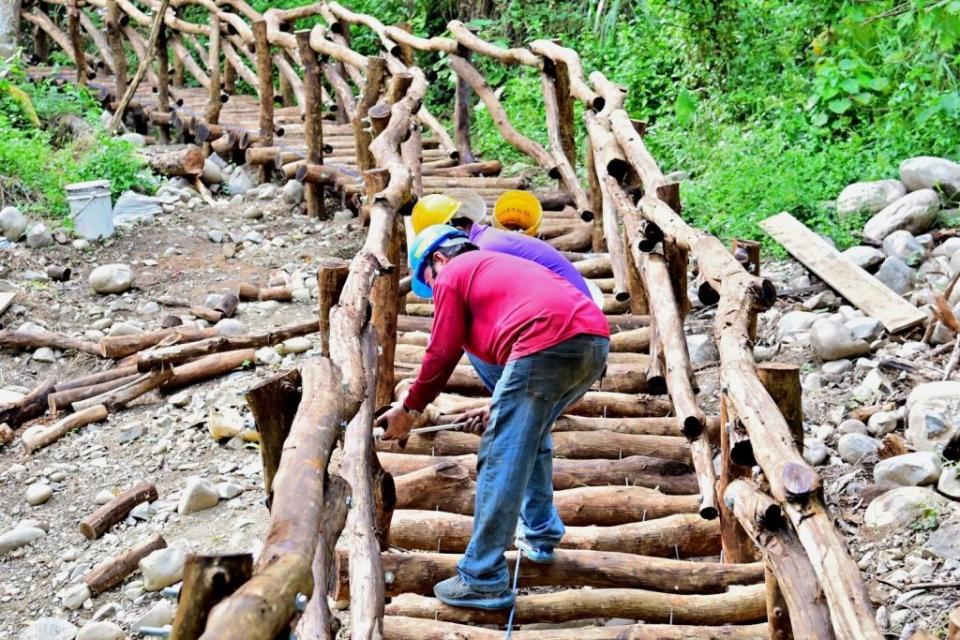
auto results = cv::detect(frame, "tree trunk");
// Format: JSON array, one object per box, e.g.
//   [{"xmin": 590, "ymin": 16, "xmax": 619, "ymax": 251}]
[
  {"xmin": 389, "ymin": 510, "xmax": 719, "ymax": 556},
  {"xmin": 0, "ymin": 0, "xmax": 21, "ymax": 58},
  {"xmin": 337, "ymin": 548, "xmax": 762, "ymax": 599},
  {"xmin": 384, "ymin": 582, "xmax": 766, "ymax": 625}
]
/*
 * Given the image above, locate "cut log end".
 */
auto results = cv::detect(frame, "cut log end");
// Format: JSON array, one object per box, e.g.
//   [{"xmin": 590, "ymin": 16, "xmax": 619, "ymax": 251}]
[
  {"xmin": 757, "ymin": 278, "xmax": 778, "ymax": 309},
  {"xmin": 730, "ymin": 439, "xmax": 756, "ymax": 467},
  {"xmin": 700, "ymin": 503, "xmax": 719, "ymax": 520},
  {"xmin": 781, "ymin": 461, "xmax": 817, "ymax": 501},
  {"xmin": 681, "ymin": 416, "xmax": 704, "ymax": 440},
  {"xmin": 614, "ymin": 290, "xmax": 630, "ymax": 303},
  {"xmin": 698, "ymin": 281, "xmax": 720, "ymax": 306}
]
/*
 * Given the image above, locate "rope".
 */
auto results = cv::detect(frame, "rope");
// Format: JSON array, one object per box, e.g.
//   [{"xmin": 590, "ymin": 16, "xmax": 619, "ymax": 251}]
[{"xmin": 504, "ymin": 551, "xmax": 522, "ymax": 639}]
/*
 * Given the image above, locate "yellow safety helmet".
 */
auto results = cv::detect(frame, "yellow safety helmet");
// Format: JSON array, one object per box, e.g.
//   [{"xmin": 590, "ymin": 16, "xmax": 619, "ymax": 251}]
[
  {"xmin": 493, "ymin": 190, "xmax": 543, "ymax": 236},
  {"xmin": 412, "ymin": 194, "xmax": 462, "ymax": 235}
]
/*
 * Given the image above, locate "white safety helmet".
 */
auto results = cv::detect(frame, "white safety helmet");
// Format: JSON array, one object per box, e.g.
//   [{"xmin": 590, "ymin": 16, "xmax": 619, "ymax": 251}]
[{"xmin": 443, "ymin": 189, "xmax": 487, "ymax": 225}]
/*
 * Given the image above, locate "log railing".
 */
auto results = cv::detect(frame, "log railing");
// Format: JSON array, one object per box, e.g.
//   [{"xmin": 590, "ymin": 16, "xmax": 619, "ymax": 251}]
[{"xmin": 19, "ymin": 3, "xmax": 880, "ymax": 639}]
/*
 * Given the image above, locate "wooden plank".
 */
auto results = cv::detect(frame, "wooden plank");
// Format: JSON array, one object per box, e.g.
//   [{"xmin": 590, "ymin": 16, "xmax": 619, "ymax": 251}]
[
  {"xmin": 760, "ymin": 212, "xmax": 924, "ymax": 333},
  {"xmin": 0, "ymin": 292, "xmax": 15, "ymax": 320}
]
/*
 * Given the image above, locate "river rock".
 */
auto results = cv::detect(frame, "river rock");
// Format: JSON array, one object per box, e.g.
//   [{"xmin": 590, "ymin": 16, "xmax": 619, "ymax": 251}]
[
  {"xmin": 810, "ymin": 318, "xmax": 871, "ymax": 361},
  {"xmin": 88, "ymin": 264, "xmax": 134, "ymax": 295},
  {"xmin": 939, "ymin": 465, "xmax": 960, "ymax": 500},
  {"xmin": 803, "ymin": 438, "xmax": 829, "ymax": 465},
  {"xmin": 866, "ymin": 411, "xmax": 898, "ymax": 436},
  {"xmin": 838, "ymin": 418, "xmax": 868, "ymax": 435},
  {"xmin": 25, "ymin": 223, "xmax": 54, "ymax": 249},
  {"xmin": 0, "ymin": 525, "xmax": 46, "ymax": 555},
  {"xmin": 202, "ymin": 159, "xmax": 225, "ymax": 184},
  {"xmin": 882, "ymin": 230, "xmax": 925, "ymax": 266},
  {"xmin": 685, "ymin": 334, "xmax": 718, "ymax": 366},
  {"xmin": 214, "ymin": 318, "xmax": 244, "ymax": 336},
  {"xmin": 874, "ymin": 256, "xmax": 915, "ymax": 294},
  {"xmin": 139, "ymin": 547, "xmax": 186, "ymax": 591},
  {"xmin": 906, "ymin": 381, "xmax": 960, "ymax": 452},
  {"xmin": 75, "ymin": 621, "xmax": 123, "ymax": 640},
  {"xmin": 25, "ymin": 482, "xmax": 53, "ymax": 505},
  {"xmin": 177, "ymin": 476, "xmax": 219, "ymax": 515},
  {"xmin": 777, "ymin": 311, "xmax": 820, "ymax": 340},
  {"xmin": 278, "ymin": 336, "xmax": 311, "ymax": 355},
  {"xmin": 925, "ymin": 522, "xmax": 960, "ymax": 559},
  {"xmin": 133, "ymin": 600, "xmax": 175, "ymax": 631},
  {"xmin": 863, "ymin": 189, "xmax": 941, "ymax": 242},
  {"xmin": 217, "ymin": 482, "xmax": 243, "ymax": 500},
  {"xmin": 841, "ymin": 245, "xmax": 884, "ymax": 272},
  {"xmin": 837, "ymin": 179, "xmax": 907, "ymax": 218},
  {"xmin": 282, "ymin": 180, "xmax": 304, "ymax": 204},
  {"xmin": 837, "ymin": 432, "xmax": 881, "ymax": 463},
  {"xmin": 900, "ymin": 156, "xmax": 960, "ymax": 197},
  {"xmin": 21, "ymin": 617, "xmax": 77, "ymax": 640},
  {"xmin": 107, "ymin": 321, "xmax": 142, "ymax": 337},
  {"xmin": 0, "ymin": 205, "xmax": 27, "ymax": 241},
  {"xmin": 61, "ymin": 582, "xmax": 91, "ymax": 610},
  {"xmin": 863, "ymin": 486, "xmax": 948, "ymax": 532},
  {"xmin": 33, "ymin": 347, "xmax": 56, "ymax": 363},
  {"xmin": 226, "ymin": 166, "xmax": 254, "ymax": 196},
  {"xmin": 845, "ymin": 317, "xmax": 883, "ymax": 342},
  {"xmin": 873, "ymin": 452, "xmax": 942, "ymax": 488}
]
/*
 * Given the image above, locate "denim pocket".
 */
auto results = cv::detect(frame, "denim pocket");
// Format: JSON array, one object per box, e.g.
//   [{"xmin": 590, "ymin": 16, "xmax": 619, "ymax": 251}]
[{"xmin": 525, "ymin": 352, "xmax": 587, "ymax": 401}]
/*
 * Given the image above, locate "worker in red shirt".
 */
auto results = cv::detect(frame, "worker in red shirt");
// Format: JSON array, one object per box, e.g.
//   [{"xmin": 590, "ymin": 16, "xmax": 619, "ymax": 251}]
[{"xmin": 377, "ymin": 224, "xmax": 610, "ymax": 610}]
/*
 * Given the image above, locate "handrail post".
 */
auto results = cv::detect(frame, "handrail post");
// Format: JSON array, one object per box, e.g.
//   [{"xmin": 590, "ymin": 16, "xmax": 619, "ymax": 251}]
[
  {"xmin": 452, "ymin": 50, "xmax": 475, "ymax": 164},
  {"xmin": 66, "ymin": 0, "xmax": 86, "ymax": 86},
  {"xmin": 156, "ymin": 18, "xmax": 171, "ymax": 143},
  {"xmin": 252, "ymin": 20, "xmax": 274, "ymax": 184},
  {"xmin": 203, "ymin": 13, "xmax": 222, "ymax": 158},
  {"xmin": 296, "ymin": 29, "xmax": 327, "ymax": 219},
  {"xmin": 105, "ymin": 0, "xmax": 126, "ymax": 98}
]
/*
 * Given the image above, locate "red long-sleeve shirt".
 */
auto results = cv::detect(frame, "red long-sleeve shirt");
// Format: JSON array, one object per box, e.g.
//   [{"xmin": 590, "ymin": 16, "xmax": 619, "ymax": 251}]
[{"xmin": 403, "ymin": 250, "xmax": 609, "ymax": 412}]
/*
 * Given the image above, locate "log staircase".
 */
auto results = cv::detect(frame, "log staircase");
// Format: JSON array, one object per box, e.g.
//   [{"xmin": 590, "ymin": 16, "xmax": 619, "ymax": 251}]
[{"xmin": 20, "ymin": 1, "xmax": 880, "ymax": 638}]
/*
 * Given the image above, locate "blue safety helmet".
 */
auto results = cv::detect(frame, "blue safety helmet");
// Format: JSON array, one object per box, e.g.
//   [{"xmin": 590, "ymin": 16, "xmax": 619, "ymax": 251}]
[{"xmin": 409, "ymin": 224, "xmax": 469, "ymax": 299}]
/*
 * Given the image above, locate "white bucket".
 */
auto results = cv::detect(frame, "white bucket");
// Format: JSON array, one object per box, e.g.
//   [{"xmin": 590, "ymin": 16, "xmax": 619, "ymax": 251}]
[{"xmin": 66, "ymin": 180, "xmax": 113, "ymax": 240}]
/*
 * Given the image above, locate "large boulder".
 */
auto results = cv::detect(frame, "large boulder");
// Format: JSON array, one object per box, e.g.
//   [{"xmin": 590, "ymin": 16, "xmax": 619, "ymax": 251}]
[
  {"xmin": 900, "ymin": 156, "xmax": 960, "ymax": 198},
  {"xmin": 862, "ymin": 189, "xmax": 941, "ymax": 242},
  {"xmin": 906, "ymin": 381, "xmax": 960, "ymax": 452},
  {"xmin": 837, "ymin": 179, "xmax": 906, "ymax": 218},
  {"xmin": 810, "ymin": 318, "xmax": 871, "ymax": 361},
  {"xmin": 863, "ymin": 486, "xmax": 948, "ymax": 532},
  {"xmin": 88, "ymin": 264, "xmax": 134, "ymax": 295}
]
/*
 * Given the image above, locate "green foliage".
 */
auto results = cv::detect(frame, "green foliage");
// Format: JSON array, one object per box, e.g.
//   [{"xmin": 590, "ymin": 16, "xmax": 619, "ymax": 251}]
[
  {"xmin": 910, "ymin": 503, "xmax": 941, "ymax": 531},
  {"xmin": 0, "ymin": 57, "xmax": 151, "ymax": 218}
]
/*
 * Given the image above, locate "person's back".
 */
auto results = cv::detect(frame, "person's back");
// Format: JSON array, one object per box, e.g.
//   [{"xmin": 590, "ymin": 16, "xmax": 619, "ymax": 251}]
[
  {"xmin": 468, "ymin": 224, "xmax": 592, "ymax": 300},
  {"xmin": 404, "ymin": 250, "xmax": 608, "ymax": 411}
]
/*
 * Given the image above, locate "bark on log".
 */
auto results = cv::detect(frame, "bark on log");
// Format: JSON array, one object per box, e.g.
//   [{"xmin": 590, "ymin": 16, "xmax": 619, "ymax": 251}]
[
  {"xmin": 0, "ymin": 378, "xmax": 56, "ymax": 429},
  {"xmin": 49, "ymin": 373, "xmax": 148, "ymax": 413},
  {"xmin": 252, "ymin": 21, "xmax": 274, "ymax": 184},
  {"xmin": 448, "ymin": 53, "xmax": 556, "ymax": 174},
  {"xmin": 53, "ymin": 366, "xmax": 138, "ymax": 393},
  {"xmin": 375, "ymin": 428, "xmax": 690, "ymax": 462},
  {"xmin": 100, "ymin": 326, "xmax": 219, "ymax": 358},
  {"xmin": 338, "ymin": 548, "xmax": 762, "ymax": 599},
  {"xmin": 353, "ymin": 56, "xmax": 387, "ymax": 183},
  {"xmin": 72, "ymin": 368, "xmax": 173, "ymax": 413},
  {"xmin": 554, "ymin": 414, "xmax": 720, "ymax": 441},
  {"xmin": 66, "ymin": 0, "xmax": 86, "ymax": 86},
  {"xmin": 719, "ymin": 395, "xmax": 756, "ymax": 565},
  {"xmin": 245, "ymin": 368, "xmax": 301, "ymax": 502},
  {"xmin": 317, "ymin": 260, "xmax": 351, "ymax": 356},
  {"xmin": 393, "ymin": 461, "xmax": 698, "ymax": 524},
  {"xmin": 205, "ymin": 14, "xmax": 222, "ymax": 127},
  {"xmin": 170, "ymin": 554, "xmax": 253, "ymax": 640},
  {"xmin": 0, "ymin": 328, "xmax": 101, "ymax": 356},
  {"xmin": 140, "ymin": 145, "xmax": 205, "ymax": 177},
  {"xmin": 389, "ymin": 510, "xmax": 719, "ymax": 556},
  {"xmin": 452, "ymin": 50, "xmax": 475, "ymax": 164},
  {"xmin": 296, "ymin": 29, "xmax": 326, "ymax": 219},
  {"xmin": 379, "ymin": 452, "xmax": 696, "ymax": 494},
  {"xmin": 106, "ymin": 0, "xmax": 127, "ymax": 97},
  {"xmin": 21, "ymin": 404, "xmax": 108, "ymax": 453},
  {"xmin": 137, "ymin": 320, "xmax": 316, "ymax": 371},
  {"xmin": 108, "ymin": 0, "xmax": 171, "ymax": 134},
  {"xmin": 422, "ymin": 160, "xmax": 501, "ymax": 177},
  {"xmin": 384, "ymin": 583, "xmax": 766, "ymax": 625},
  {"xmin": 383, "ymin": 617, "xmax": 768, "ymax": 640},
  {"xmin": 295, "ymin": 474, "xmax": 350, "ymax": 640},
  {"xmin": 199, "ymin": 359, "xmax": 345, "ymax": 640},
  {"xmin": 159, "ymin": 348, "xmax": 256, "ymax": 392},
  {"xmin": 84, "ymin": 533, "xmax": 167, "ymax": 595},
  {"xmin": 80, "ymin": 481, "xmax": 158, "ymax": 540},
  {"xmin": 725, "ymin": 480, "xmax": 835, "ymax": 640}
]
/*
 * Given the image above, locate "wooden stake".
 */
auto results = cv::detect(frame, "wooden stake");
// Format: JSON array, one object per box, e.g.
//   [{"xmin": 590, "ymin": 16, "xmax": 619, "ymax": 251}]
[
  {"xmin": 245, "ymin": 368, "xmax": 301, "ymax": 503},
  {"xmin": 105, "ymin": 0, "xmax": 127, "ymax": 98},
  {"xmin": 353, "ymin": 56, "xmax": 388, "ymax": 177},
  {"xmin": 252, "ymin": 21, "xmax": 273, "ymax": 184},
  {"xmin": 156, "ymin": 22, "xmax": 171, "ymax": 143},
  {"xmin": 109, "ymin": 0, "xmax": 171, "ymax": 134},
  {"xmin": 169, "ymin": 554, "xmax": 253, "ymax": 640},
  {"xmin": 297, "ymin": 29, "xmax": 326, "ymax": 219},
  {"xmin": 66, "ymin": 0, "xmax": 86, "ymax": 86},
  {"xmin": 452, "ymin": 50, "xmax": 475, "ymax": 164},
  {"xmin": 718, "ymin": 394, "xmax": 755, "ymax": 564},
  {"xmin": 317, "ymin": 259, "xmax": 351, "ymax": 356},
  {"xmin": 205, "ymin": 15, "xmax": 222, "ymax": 132}
]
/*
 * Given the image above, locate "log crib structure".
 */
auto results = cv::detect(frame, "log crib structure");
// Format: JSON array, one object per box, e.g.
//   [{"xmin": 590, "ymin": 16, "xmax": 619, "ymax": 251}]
[{"xmin": 15, "ymin": 1, "xmax": 881, "ymax": 638}]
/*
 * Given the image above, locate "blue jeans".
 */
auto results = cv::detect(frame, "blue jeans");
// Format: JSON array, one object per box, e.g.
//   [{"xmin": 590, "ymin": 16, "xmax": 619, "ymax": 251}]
[{"xmin": 458, "ymin": 334, "xmax": 609, "ymax": 593}]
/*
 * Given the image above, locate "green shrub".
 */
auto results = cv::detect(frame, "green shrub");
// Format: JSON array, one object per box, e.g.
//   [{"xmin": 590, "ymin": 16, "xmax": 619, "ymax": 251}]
[{"xmin": 0, "ymin": 58, "xmax": 151, "ymax": 218}]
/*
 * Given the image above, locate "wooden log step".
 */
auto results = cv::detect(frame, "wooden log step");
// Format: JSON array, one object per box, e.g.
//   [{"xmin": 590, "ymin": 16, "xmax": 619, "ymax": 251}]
[
  {"xmin": 335, "ymin": 549, "xmax": 764, "ymax": 598},
  {"xmin": 394, "ymin": 343, "xmax": 648, "ymax": 365},
  {"xmin": 395, "ymin": 314, "xmax": 648, "ymax": 334},
  {"xmin": 409, "ymin": 389, "xmax": 673, "ymax": 420},
  {"xmin": 389, "ymin": 510, "xmax": 720, "ymax": 556},
  {"xmin": 382, "ymin": 617, "xmax": 768, "ymax": 640},
  {"xmin": 384, "ymin": 583, "xmax": 766, "ymax": 625},
  {"xmin": 393, "ymin": 461, "xmax": 697, "ymax": 523},
  {"xmin": 378, "ymin": 453, "xmax": 696, "ymax": 494},
  {"xmin": 375, "ymin": 429, "xmax": 689, "ymax": 462},
  {"xmin": 554, "ymin": 414, "xmax": 720, "ymax": 441}
]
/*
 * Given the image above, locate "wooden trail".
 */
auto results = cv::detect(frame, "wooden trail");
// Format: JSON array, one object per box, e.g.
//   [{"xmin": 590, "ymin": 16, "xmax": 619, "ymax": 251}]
[{"xmin": 19, "ymin": 2, "xmax": 880, "ymax": 639}]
